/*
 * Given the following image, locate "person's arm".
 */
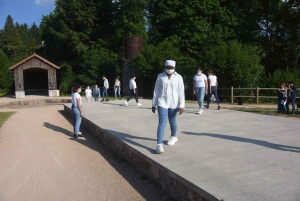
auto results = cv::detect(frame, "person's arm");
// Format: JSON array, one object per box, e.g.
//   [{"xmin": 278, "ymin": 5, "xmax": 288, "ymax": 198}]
[
  {"xmin": 77, "ymin": 97, "xmax": 84, "ymax": 117},
  {"xmin": 216, "ymin": 77, "xmax": 218, "ymax": 87},
  {"xmin": 152, "ymin": 76, "xmax": 160, "ymax": 113},
  {"xmin": 193, "ymin": 78, "xmax": 196, "ymax": 95},
  {"xmin": 178, "ymin": 76, "xmax": 185, "ymax": 115},
  {"xmin": 205, "ymin": 79, "xmax": 208, "ymax": 94},
  {"xmin": 133, "ymin": 82, "xmax": 136, "ymax": 94}
]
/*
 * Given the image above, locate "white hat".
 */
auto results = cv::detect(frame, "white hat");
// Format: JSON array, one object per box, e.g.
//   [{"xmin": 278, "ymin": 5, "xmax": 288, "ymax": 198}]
[{"xmin": 165, "ymin": 60, "xmax": 176, "ymax": 67}]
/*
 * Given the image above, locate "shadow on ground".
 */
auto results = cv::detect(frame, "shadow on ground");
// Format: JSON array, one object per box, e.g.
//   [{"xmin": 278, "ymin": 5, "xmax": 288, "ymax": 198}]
[
  {"xmin": 182, "ymin": 131, "xmax": 300, "ymax": 153},
  {"xmin": 42, "ymin": 110, "xmax": 169, "ymax": 201}
]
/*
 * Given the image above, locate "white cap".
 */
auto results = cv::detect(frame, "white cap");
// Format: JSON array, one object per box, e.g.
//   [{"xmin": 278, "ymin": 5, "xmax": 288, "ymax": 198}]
[{"xmin": 165, "ymin": 60, "xmax": 176, "ymax": 67}]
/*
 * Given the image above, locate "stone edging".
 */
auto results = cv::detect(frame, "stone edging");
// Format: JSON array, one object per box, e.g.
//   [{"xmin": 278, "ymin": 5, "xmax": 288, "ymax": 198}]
[
  {"xmin": 0, "ymin": 99, "xmax": 71, "ymax": 108},
  {"xmin": 64, "ymin": 105, "xmax": 222, "ymax": 201}
]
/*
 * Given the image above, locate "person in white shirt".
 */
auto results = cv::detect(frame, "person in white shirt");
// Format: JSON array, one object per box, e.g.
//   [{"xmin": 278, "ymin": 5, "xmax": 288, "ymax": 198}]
[
  {"xmin": 193, "ymin": 68, "xmax": 208, "ymax": 114},
  {"xmin": 152, "ymin": 59, "xmax": 185, "ymax": 154},
  {"xmin": 85, "ymin": 86, "xmax": 92, "ymax": 102},
  {"xmin": 101, "ymin": 76, "xmax": 109, "ymax": 102},
  {"xmin": 124, "ymin": 74, "xmax": 142, "ymax": 106},
  {"xmin": 114, "ymin": 78, "xmax": 121, "ymax": 100},
  {"xmin": 205, "ymin": 70, "xmax": 221, "ymax": 110},
  {"xmin": 72, "ymin": 84, "xmax": 84, "ymax": 138}
]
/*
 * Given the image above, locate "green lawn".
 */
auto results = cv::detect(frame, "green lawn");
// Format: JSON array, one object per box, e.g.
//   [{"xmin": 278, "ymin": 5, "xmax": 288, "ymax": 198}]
[
  {"xmin": 0, "ymin": 112, "xmax": 16, "ymax": 128},
  {"xmin": 226, "ymin": 107, "xmax": 300, "ymax": 118}
]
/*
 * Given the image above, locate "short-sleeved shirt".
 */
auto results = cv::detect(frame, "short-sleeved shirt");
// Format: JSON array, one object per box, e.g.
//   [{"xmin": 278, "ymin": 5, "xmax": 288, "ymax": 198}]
[
  {"xmin": 208, "ymin": 75, "xmax": 217, "ymax": 86},
  {"xmin": 85, "ymin": 88, "xmax": 92, "ymax": 97},
  {"xmin": 115, "ymin": 81, "xmax": 120, "ymax": 87},
  {"xmin": 129, "ymin": 79, "xmax": 137, "ymax": 89},
  {"xmin": 72, "ymin": 92, "xmax": 82, "ymax": 106},
  {"xmin": 193, "ymin": 74, "xmax": 207, "ymax": 88}
]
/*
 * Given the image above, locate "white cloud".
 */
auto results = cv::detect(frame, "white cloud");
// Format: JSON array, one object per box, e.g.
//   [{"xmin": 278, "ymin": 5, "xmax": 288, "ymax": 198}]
[{"xmin": 34, "ymin": 0, "xmax": 55, "ymax": 8}]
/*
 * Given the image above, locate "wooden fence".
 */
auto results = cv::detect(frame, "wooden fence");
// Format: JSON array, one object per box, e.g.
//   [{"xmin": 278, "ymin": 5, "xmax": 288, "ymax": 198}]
[{"xmin": 217, "ymin": 87, "xmax": 299, "ymax": 104}]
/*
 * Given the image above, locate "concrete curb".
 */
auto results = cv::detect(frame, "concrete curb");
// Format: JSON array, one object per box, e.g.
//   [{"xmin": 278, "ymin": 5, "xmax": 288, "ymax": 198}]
[{"xmin": 0, "ymin": 99, "xmax": 71, "ymax": 108}]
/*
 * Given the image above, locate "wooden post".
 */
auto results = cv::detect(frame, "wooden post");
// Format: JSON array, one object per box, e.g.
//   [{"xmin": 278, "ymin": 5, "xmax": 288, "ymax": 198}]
[
  {"xmin": 231, "ymin": 86, "xmax": 234, "ymax": 103},
  {"xmin": 256, "ymin": 86, "xmax": 259, "ymax": 104}
]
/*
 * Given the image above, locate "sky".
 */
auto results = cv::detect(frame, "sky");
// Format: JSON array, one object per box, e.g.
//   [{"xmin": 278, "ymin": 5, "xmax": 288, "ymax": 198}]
[{"xmin": 0, "ymin": 0, "xmax": 55, "ymax": 29}]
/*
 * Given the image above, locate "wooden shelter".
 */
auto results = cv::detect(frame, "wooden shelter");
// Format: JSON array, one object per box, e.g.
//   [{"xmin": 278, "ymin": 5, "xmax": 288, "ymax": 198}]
[{"xmin": 9, "ymin": 53, "xmax": 60, "ymax": 95}]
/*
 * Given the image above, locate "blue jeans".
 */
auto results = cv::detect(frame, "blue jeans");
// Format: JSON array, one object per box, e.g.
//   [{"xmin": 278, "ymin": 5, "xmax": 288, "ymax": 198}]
[
  {"xmin": 102, "ymin": 87, "xmax": 108, "ymax": 99},
  {"xmin": 86, "ymin": 97, "xmax": 91, "ymax": 102},
  {"xmin": 286, "ymin": 97, "xmax": 296, "ymax": 114},
  {"xmin": 157, "ymin": 106, "xmax": 178, "ymax": 144},
  {"xmin": 94, "ymin": 94, "xmax": 99, "ymax": 101},
  {"xmin": 196, "ymin": 87, "xmax": 206, "ymax": 109},
  {"xmin": 127, "ymin": 89, "xmax": 139, "ymax": 103},
  {"xmin": 208, "ymin": 86, "xmax": 220, "ymax": 105},
  {"xmin": 72, "ymin": 105, "xmax": 81, "ymax": 134},
  {"xmin": 115, "ymin": 86, "xmax": 121, "ymax": 98}
]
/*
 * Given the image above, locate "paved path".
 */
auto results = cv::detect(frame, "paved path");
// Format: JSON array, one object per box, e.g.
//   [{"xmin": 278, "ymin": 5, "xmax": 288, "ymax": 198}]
[
  {"xmin": 64, "ymin": 99, "xmax": 300, "ymax": 201},
  {"xmin": 0, "ymin": 105, "xmax": 168, "ymax": 201}
]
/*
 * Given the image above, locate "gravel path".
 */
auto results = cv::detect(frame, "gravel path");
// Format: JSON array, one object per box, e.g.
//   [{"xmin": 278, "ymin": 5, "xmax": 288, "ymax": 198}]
[{"xmin": 0, "ymin": 105, "xmax": 168, "ymax": 201}]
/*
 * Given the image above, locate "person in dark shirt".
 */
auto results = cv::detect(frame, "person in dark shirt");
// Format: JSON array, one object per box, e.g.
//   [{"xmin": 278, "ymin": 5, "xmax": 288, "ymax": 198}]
[{"xmin": 286, "ymin": 81, "xmax": 297, "ymax": 115}]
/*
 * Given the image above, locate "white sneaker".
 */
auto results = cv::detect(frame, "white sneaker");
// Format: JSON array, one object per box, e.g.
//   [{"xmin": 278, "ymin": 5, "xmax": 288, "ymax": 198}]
[
  {"xmin": 167, "ymin": 136, "xmax": 178, "ymax": 145},
  {"xmin": 156, "ymin": 143, "xmax": 164, "ymax": 154},
  {"xmin": 195, "ymin": 109, "xmax": 203, "ymax": 114},
  {"xmin": 137, "ymin": 103, "xmax": 142, "ymax": 106},
  {"xmin": 124, "ymin": 101, "xmax": 128, "ymax": 106}
]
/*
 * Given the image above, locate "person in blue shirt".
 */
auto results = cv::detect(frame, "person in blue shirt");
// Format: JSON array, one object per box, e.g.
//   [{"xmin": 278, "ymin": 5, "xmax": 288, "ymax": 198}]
[{"xmin": 286, "ymin": 81, "xmax": 297, "ymax": 115}]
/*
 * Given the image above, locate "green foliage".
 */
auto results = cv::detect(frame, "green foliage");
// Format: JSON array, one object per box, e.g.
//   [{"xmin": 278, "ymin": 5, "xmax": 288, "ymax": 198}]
[
  {"xmin": 206, "ymin": 41, "xmax": 264, "ymax": 88},
  {"xmin": 266, "ymin": 69, "xmax": 300, "ymax": 88},
  {"xmin": 29, "ymin": 34, "xmax": 36, "ymax": 48},
  {"xmin": 0, "ymin": 49, "xmax": 14, "ymax": 90},
  {"xmin": 1, "ymin": 15, "xmax": 22, "ymax": 47}
]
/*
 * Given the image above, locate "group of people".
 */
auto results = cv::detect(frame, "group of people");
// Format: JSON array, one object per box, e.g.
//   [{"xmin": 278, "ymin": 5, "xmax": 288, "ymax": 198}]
[
  {"xmin": 84, "ymin": 76, "xmax": 122, "ymax": 103},
  {"xmin": 71, "ymin": 59, "xmax": 222, "ymax": 153},
  {"xmin": 278, "ymin": 81, "xmax": 298, "ymax": 115}
]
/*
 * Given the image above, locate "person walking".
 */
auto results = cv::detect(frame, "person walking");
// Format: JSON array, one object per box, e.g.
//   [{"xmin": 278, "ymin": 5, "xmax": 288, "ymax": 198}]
[
  {"xmin": 93, "ymin": 84, "xmax": 100, "ymax": 101},
  {"xmin": 205, "ymin": 70, "xmax": 221, "ymax": 110},
  {"xmin": 152, "ymin": 59, "xmax": 185, "ymax": 154},
  {"xmin": 85, "ymin": 86, "xmax": 92, "ymax": 102},
  {"xmin": 286, "ymin": 81, "xmax": 297, "ymax": 115},
  {"xmin": 72, "ymin": 84, "xmax": 84, "ymax": 138},
  {"xmin": 124, "ymin": 74, "xmax": 142, "ymax": 107},
  {"xmin": 114, "ymin": 78, "xmax": 121, "ymax": 100},
  {"xmin": 193, "ymin": 68, "xmax": 208, "ymax": 114},
  {"xmin": 277, "ymin": 83, "xmax": 287, "ymax": 113},
  {"xmin": 101, "ymin": 76, "xmax": 109, "ymax": 102}
]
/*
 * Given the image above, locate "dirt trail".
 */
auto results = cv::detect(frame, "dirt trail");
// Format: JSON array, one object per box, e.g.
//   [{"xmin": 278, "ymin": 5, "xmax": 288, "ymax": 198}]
[{"xmin": 0, "ymin": 105, "xmax": 168, "ymax": 201}]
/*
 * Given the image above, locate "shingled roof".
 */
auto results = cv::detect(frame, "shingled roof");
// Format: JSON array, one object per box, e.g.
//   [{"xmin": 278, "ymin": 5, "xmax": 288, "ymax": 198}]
[{"xmin": 9, "ymin": 53, "xmax": 60, "ymax": 70}]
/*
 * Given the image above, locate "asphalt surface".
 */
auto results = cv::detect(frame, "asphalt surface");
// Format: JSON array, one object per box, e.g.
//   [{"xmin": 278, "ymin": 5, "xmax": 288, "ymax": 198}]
[{"xmin": 63, "ymin": 98, "xmax": 300, "ymax": 201}]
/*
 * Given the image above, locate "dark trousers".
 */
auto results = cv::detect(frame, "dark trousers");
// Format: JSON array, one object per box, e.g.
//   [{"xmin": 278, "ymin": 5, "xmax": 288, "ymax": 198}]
[
  {"xmin": 207, "ymin": 86, "xmax": 220, "ymax": 105},
  {"xmin": 286, "ymin": 97, "xmax": 296, "ymax": 114},
  {"xmin": 127, "ymin": 89, "xmax": 139, "ymax": 103}
]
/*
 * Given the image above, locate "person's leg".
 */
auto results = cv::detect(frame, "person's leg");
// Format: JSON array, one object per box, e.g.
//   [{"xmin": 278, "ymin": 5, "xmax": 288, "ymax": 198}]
[
  {"xmin": 157, "ymin": 106, "xmax": 168, "ymax": 144},
  {"xmin": 102, "ymin": 89, "xmax": 105, "ymax": 99},
  {"xmin": 196, "ymin": 87, "xmax": 201, "ymax": 108},
  {"xmin": 72, "ymin": 106, "xmax": 81, "ymax": 134},
  {"xmin": 168, "ymin": 108, "xmax": 178, "ymax": 137},
  {"xmin": 126, "ymin": 89, "xmax": 134, "ymax": 102},
  {"xmin": 286, "ymin": 98, "xmax": 291, "ymax": 114},
  {"xmin": 277, "ymin": 99, "xmax": 281, "ymax": 112},
  {"xmin": 207, "ymin": 90, "xmax": 212, "ymax": 106},
  {"xmin": 212, "ymin": 86, "xmax": 220, "ymax": 108},
  {"xmin": 135, "ymin": 88, "xmax": 139, "ymax": 103},
  {"xmin": 114, "ymin": 87, "xmax": 117, "ymax": 99},
  {"xmin": 291, "ymin": 98, "xmax": 296, "ymax": 114},
  {"xmin": 118, "ymin": 87, "xmax": 121, "ymax": 98},
  {"xmin": 105, "ymin": 88, "xmax": 108, "ymax": 99},
  {"xmin": 198, "ymin": 87, "xmax": 205, "ymax": 109},
  {"xmin": 87, "ymin": 97, "xmax": 91, "ymax": 102}
]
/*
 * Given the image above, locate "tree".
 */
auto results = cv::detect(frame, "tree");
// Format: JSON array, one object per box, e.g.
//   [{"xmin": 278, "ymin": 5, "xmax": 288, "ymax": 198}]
[
  {"xmin": 29, "ymin": 23, "xmax": 41, "ymax": 45},
  {"xmin": 0, "ymin": 49, "xmax": 14, "ymax": 91},
  {"xmin": 112, "ymin": 0, "xmax": 149, "ymax": 53},
  {"xmin": 1, "ymin": 15, "xmax": 22, "ymax": 47}
]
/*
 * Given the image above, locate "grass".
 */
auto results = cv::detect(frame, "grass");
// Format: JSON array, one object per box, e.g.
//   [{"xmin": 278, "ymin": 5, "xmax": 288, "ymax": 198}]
[
  {"xmin": 226, "ymin": 107, "xmax": 300, "ymax": 118},
  {"xmin": 0, "ymin": 112, "xmax": 16, "ymax": 128}
]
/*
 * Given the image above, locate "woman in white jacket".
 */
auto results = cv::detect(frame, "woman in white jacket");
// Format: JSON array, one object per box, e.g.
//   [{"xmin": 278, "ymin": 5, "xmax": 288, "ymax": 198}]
[{"xmin": 152, "ymin": 59, "xmax": 185, "ymax": 154}]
